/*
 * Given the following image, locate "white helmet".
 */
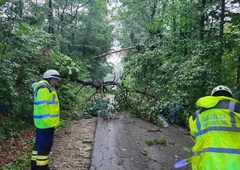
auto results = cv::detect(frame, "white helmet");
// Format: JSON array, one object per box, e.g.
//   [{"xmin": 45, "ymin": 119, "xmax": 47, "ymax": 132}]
[
  {"xmin": 43, "ymin": 69, "xmax": 60, "ymax": 80},
  {"xmin": 211, "ymin": 85, "xmax": 232, "ymax": 97}
]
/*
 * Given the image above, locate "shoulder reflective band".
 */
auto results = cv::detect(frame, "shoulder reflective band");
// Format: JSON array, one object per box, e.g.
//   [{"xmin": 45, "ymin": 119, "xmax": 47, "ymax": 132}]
[
  {"xmin": 35, "ymin": 83, "xmax": 53, "ymax": 96},
  {"xmin": 215, "ymin": 100, "xmax": 240, "ymax": 113},
  {"xmin": 193, "ymin": 100, "xmax": 240, "ymax": 121}
]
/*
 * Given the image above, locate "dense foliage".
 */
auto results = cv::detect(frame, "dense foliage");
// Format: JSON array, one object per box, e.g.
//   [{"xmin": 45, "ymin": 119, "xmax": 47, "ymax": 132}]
[
  {"xmin": 0, "ymin": 0, "xmax": 114, "ymax": 141},
  {"xmin": 1, "ymin": 0, "xmax": 240, "ymax": 144},
  {"xmin": 0, "ymin": 0, "xmax": 240, "ymax": 168},
  {"xmin": 114, "ymin": 0, "xmax": 240, "ymax": 126}
]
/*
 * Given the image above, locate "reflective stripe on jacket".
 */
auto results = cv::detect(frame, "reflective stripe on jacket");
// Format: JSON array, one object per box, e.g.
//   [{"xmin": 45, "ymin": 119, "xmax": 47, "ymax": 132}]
[
  {"xmin": 189, "ymin": 96, "xmax": 240, "ymax": 170},
  {"xmin": 33, "ymin": 80, "xmax": 60, "ymax": 129}
]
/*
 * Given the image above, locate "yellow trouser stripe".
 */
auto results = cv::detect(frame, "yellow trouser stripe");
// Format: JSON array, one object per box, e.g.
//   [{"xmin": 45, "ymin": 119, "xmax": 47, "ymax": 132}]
[
  {"xmin": 36, "ymin": 155, "xmax": 49, "ymax": 166},
  {"xmin": 31, "ymin": 155, "xmax": 37, "ymax": 161},
  {"xmin": 32, "ymin": 151, "xmax": 37, "ymax": 154},
  {"xmin": 36, "ymin": 159, "xmax": 49, "ymax": 166},
  {"xmin": 37, "ymin": 155, "xmax": 49, "ymax": 159},
  {"xmin": 31, "ymin": 150, "xmax": 38, "ymax": 161}
]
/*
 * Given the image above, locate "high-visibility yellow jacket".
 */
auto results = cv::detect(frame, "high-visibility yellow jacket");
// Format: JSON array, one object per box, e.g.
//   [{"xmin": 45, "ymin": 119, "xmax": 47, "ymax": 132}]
[
  {"xmin": 32, "ymin": 80, "xmax": 60, "ymax": 129},
  {"xmin": 189, "ymin": 96, "xmax": 240, "ymax": 170}
]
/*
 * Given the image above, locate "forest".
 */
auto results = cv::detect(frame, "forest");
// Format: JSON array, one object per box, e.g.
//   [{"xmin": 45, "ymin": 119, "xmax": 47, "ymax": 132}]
[{"xmin": 0, "ymin": 0, "xmax": 240, "ymax": 168}]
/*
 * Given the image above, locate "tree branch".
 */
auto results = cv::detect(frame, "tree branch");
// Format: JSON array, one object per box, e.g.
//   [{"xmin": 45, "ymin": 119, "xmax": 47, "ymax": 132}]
[
  {"xmin": 74, "ymin": 79, "xmax": 117, "ymax": 91},
  {"xmin": 92, "ymin": 47, "xmax": 135, "ymax": 59}
]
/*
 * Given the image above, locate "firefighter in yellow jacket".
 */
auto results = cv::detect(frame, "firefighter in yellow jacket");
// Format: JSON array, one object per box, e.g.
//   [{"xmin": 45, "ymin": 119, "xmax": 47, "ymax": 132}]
[
  {"xmin": 189, "ymin": 85, "xmax": 240, "ymax": 170},
  {"xmin": 31, "ymin": 69, "xmax": 60, "ymax": 170}
]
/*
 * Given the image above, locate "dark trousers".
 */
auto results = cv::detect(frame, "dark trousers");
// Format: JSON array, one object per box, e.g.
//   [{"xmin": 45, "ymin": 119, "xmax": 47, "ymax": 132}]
[{"xmin": 31, "ymin": 128, "xmax": 55, "ymax": 170}]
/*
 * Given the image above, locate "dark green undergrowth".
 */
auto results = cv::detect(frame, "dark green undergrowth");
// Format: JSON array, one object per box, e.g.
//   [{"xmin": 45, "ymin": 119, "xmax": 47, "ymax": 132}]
[
  {"xmin": 0, "ymin": 86, "xmax": 96, "ymax": 169},
  {"xmin": 0, "ymin": 107, "xmax": 88, "ymax": 170}
]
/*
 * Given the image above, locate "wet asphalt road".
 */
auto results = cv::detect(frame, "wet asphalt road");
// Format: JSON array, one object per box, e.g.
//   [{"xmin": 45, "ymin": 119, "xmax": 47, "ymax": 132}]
[{"xmin": 90, "ymin": 112, "xmax": 193, "ymax": 170}]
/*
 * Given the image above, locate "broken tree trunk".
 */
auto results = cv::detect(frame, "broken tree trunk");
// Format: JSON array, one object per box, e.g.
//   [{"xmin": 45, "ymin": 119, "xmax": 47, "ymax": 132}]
[{"xmin": 93, "ymin": 47, "xmax": 135, "ymax": 59}]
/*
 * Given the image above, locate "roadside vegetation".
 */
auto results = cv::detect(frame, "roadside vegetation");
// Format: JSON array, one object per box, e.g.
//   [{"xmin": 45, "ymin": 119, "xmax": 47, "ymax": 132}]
[
  {"xmin": 114, "ymin": 0, "xmax": 240, "ymax": 127},
  {"xmin": 0, "ymin": 0, "xmax": 240, "ymax": 169}
]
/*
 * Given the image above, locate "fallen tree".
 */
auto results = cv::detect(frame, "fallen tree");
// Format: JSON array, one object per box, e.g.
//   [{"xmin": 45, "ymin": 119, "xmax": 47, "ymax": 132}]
[{"xmin": 92, "ymin": 47, "xmax": 135, "ymax": 59}]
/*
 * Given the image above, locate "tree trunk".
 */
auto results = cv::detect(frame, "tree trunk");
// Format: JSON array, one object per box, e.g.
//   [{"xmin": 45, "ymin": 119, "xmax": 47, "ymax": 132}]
[
  {"xmin": 199, "ymin": 0, "xmax": 206, "ymax": 40},
  {"xmin": 237, "ymin": 56, "xmax": 240, "ymax": 84},
  {"xmin": 48, "ymin": 0, "xmax": 54, "ymax": 34},
  {"xmin": 219, "ymin": 0, "xmax": 225, "ymax": 64}
]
